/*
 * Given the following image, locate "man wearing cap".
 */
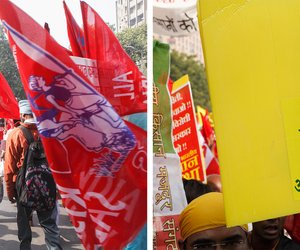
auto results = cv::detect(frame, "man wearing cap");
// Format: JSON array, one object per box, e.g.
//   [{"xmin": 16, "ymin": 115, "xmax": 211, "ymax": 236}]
[
  {"xmin": 4, "ymin": 100, "xmax": 62, "ymax": 250},
  {"xmin": 179, "ymin": 192, "xmax": 251, "ymax": 250}
]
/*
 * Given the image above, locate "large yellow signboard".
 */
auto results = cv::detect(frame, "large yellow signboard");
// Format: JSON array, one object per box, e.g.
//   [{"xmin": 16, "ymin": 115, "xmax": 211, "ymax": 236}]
[{"xmin": 197, "ymin": 0, "xmax": 300, "ymax": 226}]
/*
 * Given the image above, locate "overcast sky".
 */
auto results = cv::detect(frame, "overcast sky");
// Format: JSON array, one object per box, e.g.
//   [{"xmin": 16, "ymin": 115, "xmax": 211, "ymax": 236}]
[{"xmin": 10, "ymin": 0, "xmax": 117, "ymax": 48}]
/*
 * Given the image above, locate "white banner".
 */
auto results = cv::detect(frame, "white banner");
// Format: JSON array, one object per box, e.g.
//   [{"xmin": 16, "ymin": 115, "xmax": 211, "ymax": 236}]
[
  {"xmin": 153, "ymin": 0, "xmax": 198, "ymax": 36},
  {"xmin": 153, "ymin": 153, "xmax": 187, "ymax": 216}
]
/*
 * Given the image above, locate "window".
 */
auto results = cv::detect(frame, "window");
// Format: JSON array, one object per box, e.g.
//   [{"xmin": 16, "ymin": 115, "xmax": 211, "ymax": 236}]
[
  {"xmin": 130, "ymin": 18, "xmax": 136, "ymax": 26},
  {"xmin": 137, "ymin": 2, "xmax": 143, "ymax": 9},
  {"xmin": 137, "ymin": 13, "xmax": 143, "ymax": 23},
  {"xmin": 130, "ymin": 6, "xmax": 135, "ymax": 14}
]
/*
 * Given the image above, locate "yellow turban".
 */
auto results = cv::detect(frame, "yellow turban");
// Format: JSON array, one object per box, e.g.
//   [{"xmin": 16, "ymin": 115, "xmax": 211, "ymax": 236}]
[{"xmin": 179, "ymin": 192, "xmax": 248, "ymax": 240}]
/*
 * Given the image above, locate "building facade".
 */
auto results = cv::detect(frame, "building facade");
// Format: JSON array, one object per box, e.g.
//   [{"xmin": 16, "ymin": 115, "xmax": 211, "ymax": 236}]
[
  {"xmin": 116, "ymin": 0, "xmax": 147, "ymax": 32},
  {"xmin": 154, "ymin": 32, "xmax": 204, "ymax": 64}
]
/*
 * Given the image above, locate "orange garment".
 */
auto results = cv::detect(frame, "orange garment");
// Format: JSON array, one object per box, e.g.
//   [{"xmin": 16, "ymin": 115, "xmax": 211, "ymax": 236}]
[{"xmin": 4, "ymin": 123, "xmax": 38, "ymax": 201}]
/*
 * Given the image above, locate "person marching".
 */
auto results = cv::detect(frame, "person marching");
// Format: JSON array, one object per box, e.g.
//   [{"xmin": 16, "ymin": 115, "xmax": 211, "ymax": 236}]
[{"xmin": 4, "ymin": 100, "xmax": 62, "ymax": 250}]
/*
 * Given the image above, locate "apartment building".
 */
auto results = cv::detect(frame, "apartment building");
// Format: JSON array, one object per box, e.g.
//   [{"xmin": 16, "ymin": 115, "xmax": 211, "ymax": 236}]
[
  {"xmin": 154, "ymin": 32, "xmax": 204, "ymax": 64},
  {"xmin": 116, "ymin": 0, "xmax": 147, "ymax": 32}
]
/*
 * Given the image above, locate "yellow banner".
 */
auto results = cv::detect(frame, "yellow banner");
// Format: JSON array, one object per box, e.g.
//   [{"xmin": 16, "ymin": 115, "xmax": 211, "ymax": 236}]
[
  {"xmin": 197, "ymin": 0, "xmax": 300, "ymax": 226},
  {"xmin": 281, "ymin": 99, "xmax": 300, "ymax": 199}
]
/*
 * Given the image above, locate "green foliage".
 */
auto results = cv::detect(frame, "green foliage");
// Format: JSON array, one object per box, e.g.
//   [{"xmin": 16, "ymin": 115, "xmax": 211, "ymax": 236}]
[
  {"xmin": 117, "ymin": 23, "xmax": 147, "ymax": 75},
  {"xmin": 106, "ymin": 22, "xmax": 116, "ymax": 33},
  {"xmin": 170, "ymin": 50, "xmax": 211, "ymax": 111},
  {"xmin": 0, "ymin": 25, "xmax": 25, "ymax": 100}
]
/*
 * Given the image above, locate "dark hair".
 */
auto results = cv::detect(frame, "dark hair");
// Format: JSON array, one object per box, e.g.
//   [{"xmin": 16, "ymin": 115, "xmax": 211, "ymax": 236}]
[{"xmin": 182, "ymin": 178, "xmax": 213, "ymax": 204}]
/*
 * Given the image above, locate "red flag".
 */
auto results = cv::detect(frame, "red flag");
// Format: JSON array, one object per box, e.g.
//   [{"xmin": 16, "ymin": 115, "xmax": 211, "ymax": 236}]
[
  {"xmin": 124, "ymin": 121, "xmax": 147, "ymax": 189},
  {"xmin": 200, "ymin": 112, "xmax": 218, "ymax": 158},
  {"xmin": 285, "ymin": 214, "xmax": 300, "ymax": 243},
  {"xmin": 199, "ymin": 133, "xmax": 220, "ymax": 175},
  {"xmin": 0, "ymin": 72, "xmax": 19, "ymax": 119},
  {"xmin": 43, "ymin": 21, "xmax": 74, "ymax": 56},
  {"xmin": 0, "ymin": 1, "xmax": 146, "ymax": 249},
  {"xmin": 200, "ymin": 112, "xmax": 214, "ymax": 144},
  {"xmin": 202, "ymin": 143, "xmax": 220, "ymax": 175},
  {"xmin": 81, "ymin": 1, "xmax": 147, "ymax": 116},
  {"xmin": 167, "ymin": 78, "xmax": 173, "ymax": 93},
  {"xmin": 63, "ymin": 1, "xmax": 86, "ymax": 57}
]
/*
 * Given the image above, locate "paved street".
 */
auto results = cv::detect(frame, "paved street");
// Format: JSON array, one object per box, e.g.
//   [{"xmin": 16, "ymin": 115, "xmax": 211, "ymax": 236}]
[{"xmin": 0, "ymin": 192, "xmax": 84, "ymax": 250}]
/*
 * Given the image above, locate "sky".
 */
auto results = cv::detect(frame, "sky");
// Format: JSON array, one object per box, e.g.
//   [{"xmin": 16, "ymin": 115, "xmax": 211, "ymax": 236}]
[{"xmin": 10, "ymin": 0, "xmax": 117, "ymax": 48}]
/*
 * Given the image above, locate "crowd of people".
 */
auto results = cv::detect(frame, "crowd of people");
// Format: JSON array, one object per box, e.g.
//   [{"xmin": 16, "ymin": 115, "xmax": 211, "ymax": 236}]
[{"xmin": 1, "ymin": 101, "xmax": 300, "ymax": 250}]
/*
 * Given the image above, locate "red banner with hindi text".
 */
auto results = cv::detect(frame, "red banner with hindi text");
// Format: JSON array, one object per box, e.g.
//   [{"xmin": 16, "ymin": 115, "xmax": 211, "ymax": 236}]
[{"xmin": 171, "ymin": 75, "xmax": 206, "ymax": 181}]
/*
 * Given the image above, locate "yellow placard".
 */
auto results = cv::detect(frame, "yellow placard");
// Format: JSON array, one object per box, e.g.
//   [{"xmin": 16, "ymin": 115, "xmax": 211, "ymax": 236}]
[
  {"xmin": 197, "ymin": 0, "xmax": 300, "ymax": 226},
  {"xmin": 172, "ymin": 74, "xmax": 189, "ymax": 92},
  {"xmin": 281, "ymin": 99, "xmax": 300, "ymax": 200}
]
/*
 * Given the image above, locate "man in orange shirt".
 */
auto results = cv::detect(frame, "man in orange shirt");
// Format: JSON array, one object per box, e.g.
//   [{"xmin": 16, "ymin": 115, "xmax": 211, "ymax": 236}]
[
  {"xmin": 4, "ymin": 101, "xmax": 38, "ymax": 204},
  {"xmin": 4, "ymin": 100, "xmax": 62, "ymax": 250}
]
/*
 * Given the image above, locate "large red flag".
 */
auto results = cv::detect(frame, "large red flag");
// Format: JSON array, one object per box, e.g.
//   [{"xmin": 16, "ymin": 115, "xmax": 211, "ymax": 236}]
[
  {"xmin": 0, "ymin": 1, "xmax": 146, "ymax": 249},
  {"xmin": 0, "ymin": 71, "xmax": 19, "ymax": 119},
  {"xmin": 63, "ymin": 1, "xmax": 86, "ymax": 57},
  {"xmin": 81, "ymin": 1, "xmax": 147, "ymax": 116}
]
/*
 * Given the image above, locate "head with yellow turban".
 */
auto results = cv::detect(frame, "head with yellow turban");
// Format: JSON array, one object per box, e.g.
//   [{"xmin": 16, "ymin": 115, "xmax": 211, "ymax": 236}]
[{"xmin": 178, "ymin": 192, "xmax": 250, "ymax": 250}]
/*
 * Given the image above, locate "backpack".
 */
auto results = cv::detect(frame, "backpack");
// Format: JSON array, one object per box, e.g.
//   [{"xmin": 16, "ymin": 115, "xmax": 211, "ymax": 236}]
[{"xmin": 16, "ymin": 126, "xmax": 56, "ymax": 211}]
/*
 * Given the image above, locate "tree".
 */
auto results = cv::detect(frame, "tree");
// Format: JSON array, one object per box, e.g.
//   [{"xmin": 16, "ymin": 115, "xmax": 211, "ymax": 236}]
[
  {"xmin": 117, "ymin": 23, "xmax": 147, "ymax": 75},
  {"xmin": 0, "ymin": 25, "xmax": 25, "ymax": 100},
  {"xmin": 170, "ymin": 50, "xmax": 212, "ymax": 111},
  {"xmin": 106, "ymin": 22, "xmax": 116, "ymax": 33}
]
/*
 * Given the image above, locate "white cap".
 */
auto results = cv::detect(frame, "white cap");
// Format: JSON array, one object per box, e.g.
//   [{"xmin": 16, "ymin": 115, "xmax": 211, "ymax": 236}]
[{"xmin": 18, "ymin": 100, "xmax": 32, "ymax": 115}]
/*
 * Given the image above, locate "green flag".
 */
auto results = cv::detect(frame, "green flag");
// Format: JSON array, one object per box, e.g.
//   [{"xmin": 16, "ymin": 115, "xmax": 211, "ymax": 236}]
[{"xmin": 153, "ymin": 40, "xmax": 175, "ymax": 154}]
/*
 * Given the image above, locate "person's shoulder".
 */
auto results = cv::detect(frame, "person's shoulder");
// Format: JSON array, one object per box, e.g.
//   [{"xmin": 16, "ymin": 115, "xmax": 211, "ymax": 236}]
[
  {"xmin": 6, "ymin": 126, "xmax": 22, "ymax": 140},
  {"xmin": 20, "ymin": 122, "xmax": 37, "ymax": 133},
  {"xmin": 277, "ymin": 235, "xmax": 300, "ymax": 250},
  {"xmin": 7, "ymin": 123, "xmax": 37, "ymax": 139},
  {"xmin": 4, "ymin": 127, "xmax": 24, "ymax": 150}
]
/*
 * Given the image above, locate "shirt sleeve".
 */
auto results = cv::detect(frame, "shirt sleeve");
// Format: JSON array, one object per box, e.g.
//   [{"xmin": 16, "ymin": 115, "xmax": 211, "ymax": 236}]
[{"xmin": 4, "ymin": 129, "xmax": 27, "ymax": 200}]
